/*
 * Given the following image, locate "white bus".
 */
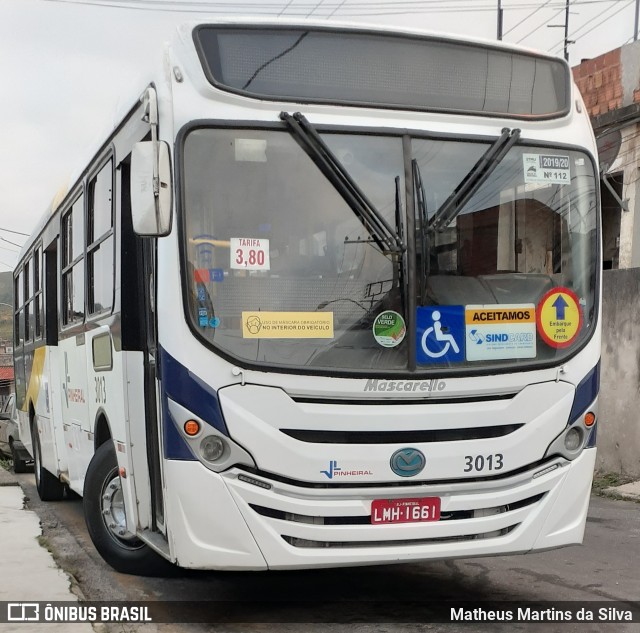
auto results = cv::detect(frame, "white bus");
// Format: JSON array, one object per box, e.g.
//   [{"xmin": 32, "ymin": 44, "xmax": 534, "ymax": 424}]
[{"xmin": 14, "ymin": 20, "xmax": 600, "ymax": 575}]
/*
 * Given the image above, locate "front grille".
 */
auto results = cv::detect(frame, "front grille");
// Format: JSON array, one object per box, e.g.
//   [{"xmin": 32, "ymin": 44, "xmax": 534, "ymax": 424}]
[
  {"xmin": 282, "ymin": 524, "xmax": 519, "ymax": 548},
  {"xmin": 291, "ymin": 393, "xmax": 518, "ymax": 405},
  {"xmin": 250, "ymin": 494, "xmax": 543, "ymax": 526},
  {"xmin": 236, "ymin": 459, "xmax": 550, "ymax": 489},
  {"xmin": 280, "ymin": 424, "xmax": 523, "ymax": 444}
]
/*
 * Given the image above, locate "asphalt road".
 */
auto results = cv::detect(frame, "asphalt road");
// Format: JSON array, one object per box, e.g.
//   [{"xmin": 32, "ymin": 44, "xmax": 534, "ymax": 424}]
[{"xmin": 14, "ymin": 471, "xmax": 640, "ymax": 633}]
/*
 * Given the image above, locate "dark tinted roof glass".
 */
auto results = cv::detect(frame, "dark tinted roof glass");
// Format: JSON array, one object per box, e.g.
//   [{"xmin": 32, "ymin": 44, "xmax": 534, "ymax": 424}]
[{"xmin": 194, "ymin": 27, "xmax": 569, "ymax": 118}]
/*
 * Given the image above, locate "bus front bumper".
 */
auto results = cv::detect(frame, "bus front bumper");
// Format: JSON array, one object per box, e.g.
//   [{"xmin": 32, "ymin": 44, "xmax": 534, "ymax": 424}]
[{"xmin": 161, "ymin": 448, "xmax": 596, "ymax": 570}]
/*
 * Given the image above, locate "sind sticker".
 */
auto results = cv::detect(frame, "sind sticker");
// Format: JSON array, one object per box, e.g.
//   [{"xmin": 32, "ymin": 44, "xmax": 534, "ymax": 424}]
[
  {"xmin": 242, "ymin": 312, "xmax": 334, "ymax": 339},
  {"xmin": 465, "ymin": 304, "xmax": 536, "ymax": 361}
]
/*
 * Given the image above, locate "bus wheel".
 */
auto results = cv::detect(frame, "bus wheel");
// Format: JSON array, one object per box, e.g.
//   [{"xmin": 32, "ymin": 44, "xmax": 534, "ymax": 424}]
[
  {"xmin": 10, "ymin": 440, "xmax": 28, "ymax": 474},
  {"xmin": 83, "ymin": 442, "xmax": 174, "ymax": 576},
  {"xmin": 33, "ymin": 419, "xmax": 65, "ymax": 500}
]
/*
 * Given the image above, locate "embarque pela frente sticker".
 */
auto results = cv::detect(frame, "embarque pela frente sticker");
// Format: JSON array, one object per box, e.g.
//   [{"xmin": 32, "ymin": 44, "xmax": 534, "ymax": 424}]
[{"xmin": 536, "ymin": 287, "xmax": 583, "ymax": 349}]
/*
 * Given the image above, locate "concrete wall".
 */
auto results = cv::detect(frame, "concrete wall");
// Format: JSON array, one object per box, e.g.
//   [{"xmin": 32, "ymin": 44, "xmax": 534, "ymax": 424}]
[
  {"xmin": 573, "ymin": 43, "xmax": 640, "ymax": 270},
  {"xmin": 614, "ymin": 124, "xmax": 640, "ymax": 269},
  {"xmin": 598, "ymin": 268, "xmax": 640, "ymax": 477}
]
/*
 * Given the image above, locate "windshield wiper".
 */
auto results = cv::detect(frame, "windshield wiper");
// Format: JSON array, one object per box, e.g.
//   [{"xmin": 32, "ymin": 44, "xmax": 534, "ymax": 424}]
[
  {"xmin": 429, "ymin": 127, "xmax": 521, "ymax": 232},
  {"xmin": 412, "ymin": 159, "xmax": 429, "ymax": 304},
  {"xmin": 280, "ymin": 111, "xmax": 404, "ymax": 255}
]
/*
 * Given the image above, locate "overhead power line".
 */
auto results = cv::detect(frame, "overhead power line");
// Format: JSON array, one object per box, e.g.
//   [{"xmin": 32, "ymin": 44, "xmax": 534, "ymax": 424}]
[
  {"xmin": 0, "ymin": 236, "xmax": 22, "ymax": 249},
  {"xmin": 515, "ymin": 2, "xmax": 569, "ymax": 44},
  {"xmin": 551, "ymin": 0, "xmax": 634, "ymax": 53},
  {"xmin": 40, "ymin": 0, "xmax": 632, "ymax": 16},
  {"xmin": 503, "ymin": 0, "xmax": 554, "ymax": 37},
  {"xmin": 0, "ymin": 227, "xmax": 28, "ymax": 237}
]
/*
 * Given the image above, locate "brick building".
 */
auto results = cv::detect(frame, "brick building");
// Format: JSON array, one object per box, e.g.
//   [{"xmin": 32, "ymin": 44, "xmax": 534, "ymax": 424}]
[{"xmin": 573, "ymin": 42, "xmax": 640, "ymax": 269}]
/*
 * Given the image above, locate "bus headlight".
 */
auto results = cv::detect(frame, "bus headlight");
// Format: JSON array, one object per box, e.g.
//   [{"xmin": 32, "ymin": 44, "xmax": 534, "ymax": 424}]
[
  {"xmin": 544, "ymin": 399, "xmax": 597, "ymax": 461},
  {"xmin": 564, "ymin": 427, "xmax": 583, "ymax": 452},
  {"xmin": 168, "ymin": 397, "xmax": 256, "ymax": 473},
  {"xmin": 200, "ymin": 435, "xmax": 226, "ymax": 463}
]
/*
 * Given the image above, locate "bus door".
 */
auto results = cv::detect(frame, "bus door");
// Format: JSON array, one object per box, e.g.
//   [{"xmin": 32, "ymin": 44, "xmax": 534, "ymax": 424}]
[
  {"xmin": 43, "ymin": 241, "xmax": 67, "ymax": 478},
  {"xmin": 60, "ymin": 193, "xmax": 92, "ymax": 489},
  {"xmin": 120, "ymin": 150, "xmax": 165, "ymax": 535}
]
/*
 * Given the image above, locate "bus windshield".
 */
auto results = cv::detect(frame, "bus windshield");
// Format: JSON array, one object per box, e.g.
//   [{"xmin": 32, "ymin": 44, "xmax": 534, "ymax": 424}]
[{"xmin": 182, "ymin": 126, "xmax": 598, "ymax": 374}]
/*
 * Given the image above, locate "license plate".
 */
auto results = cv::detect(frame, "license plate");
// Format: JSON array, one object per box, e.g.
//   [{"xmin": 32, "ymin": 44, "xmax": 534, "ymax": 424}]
[{"xmin": 371, "ymin": 497, "xmax": 441, "ymax": 525}]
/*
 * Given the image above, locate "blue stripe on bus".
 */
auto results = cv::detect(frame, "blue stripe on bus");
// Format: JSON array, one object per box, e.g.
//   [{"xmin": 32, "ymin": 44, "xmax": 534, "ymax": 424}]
[
  {"xmin": 568, "ymin": 361, "xmax": 600, "ymax": 426},
  {"xmin": 162, "ymin": 397, "xmax": 196, "ymax": 460},
  {"xmin": 159, "ymin": 347, "xmax": 229, "ymax": 460}
]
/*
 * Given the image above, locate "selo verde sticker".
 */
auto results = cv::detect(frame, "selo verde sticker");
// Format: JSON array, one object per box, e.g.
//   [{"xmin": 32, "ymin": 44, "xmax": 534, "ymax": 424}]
[{"xmin": 373, "ymin": 310, "xmax": 406, "ymax": 348}]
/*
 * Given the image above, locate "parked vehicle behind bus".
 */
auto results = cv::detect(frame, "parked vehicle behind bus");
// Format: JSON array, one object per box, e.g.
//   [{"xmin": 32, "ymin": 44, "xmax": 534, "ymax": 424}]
[{"xmin": 0, "ymin": 394, "xmax": 30, "ymax": 473}]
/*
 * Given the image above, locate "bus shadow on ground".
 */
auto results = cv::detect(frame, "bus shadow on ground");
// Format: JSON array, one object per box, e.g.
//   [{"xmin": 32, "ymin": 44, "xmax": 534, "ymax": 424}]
[{"xmin": 145, "ymin": 562, "xmax": 528, "ymax": 623}]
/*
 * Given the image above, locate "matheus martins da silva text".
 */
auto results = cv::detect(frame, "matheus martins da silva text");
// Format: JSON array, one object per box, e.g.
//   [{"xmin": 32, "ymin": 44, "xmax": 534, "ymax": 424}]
[{"xmin": 450, "ymin": 607, "xmax": 634, "ymax": 622}]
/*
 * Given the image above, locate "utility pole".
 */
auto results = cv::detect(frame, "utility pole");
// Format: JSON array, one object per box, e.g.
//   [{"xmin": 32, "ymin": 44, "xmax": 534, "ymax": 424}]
[
  {"xmin": 563, "ymin": 0, "xmax": 570, "ymax": 60},
  {"xmin": 497, "ymin": 0, "xmax": 503, "ymax": 40},
  {"xmin": 548, "ymin": 0, "xmax": 573, "ymax": 62},
  {"xmin": 635, "ymin": 0, "xmax": 639, "ymax": 41}
]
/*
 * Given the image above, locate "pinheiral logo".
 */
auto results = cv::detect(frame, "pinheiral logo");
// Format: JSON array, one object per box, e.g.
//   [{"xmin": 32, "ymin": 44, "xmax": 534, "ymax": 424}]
[{"xmin": 390, "ymin": 448, "xmax": 426, "ymax": 477}]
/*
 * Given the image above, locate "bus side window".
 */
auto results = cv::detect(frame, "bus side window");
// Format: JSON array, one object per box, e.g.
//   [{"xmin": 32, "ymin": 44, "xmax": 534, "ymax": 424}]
[
  {"xmin": 61, "ymin": 195, "xmax": 85, "ymax": 326},
  {"xmin": 87, "ymin": 159, "xmax": 115, "ymax": 316},
  {"xmin": 34, "ymin": 246, "xmax": 42, "ymax": 339},
  {"xmin": 14, "ymin": 270, "xmax": 22, "ymax": 347},
  {"xmin": 24, "ymin": 257, "xmax": 31, "ymax": 342},
  {"xmin": 44, "ymin": 246, "xmax": 58, "ymax": 346}
]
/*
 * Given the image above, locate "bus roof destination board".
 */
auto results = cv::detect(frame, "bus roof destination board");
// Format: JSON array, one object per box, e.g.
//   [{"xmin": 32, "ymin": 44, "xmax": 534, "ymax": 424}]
[{"xmin": 536, "ymin": 288, "xmax": 583, "ymax": 348}]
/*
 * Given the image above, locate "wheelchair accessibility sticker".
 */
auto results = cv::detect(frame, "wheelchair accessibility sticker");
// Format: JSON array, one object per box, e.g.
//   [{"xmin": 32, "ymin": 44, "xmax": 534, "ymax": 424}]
[{"xmin": 416, "ymin": 306, "xmax": 465, "ymax": 364}]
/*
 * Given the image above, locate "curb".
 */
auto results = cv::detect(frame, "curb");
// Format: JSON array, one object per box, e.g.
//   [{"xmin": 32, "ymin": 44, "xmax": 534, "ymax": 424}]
[
  {"xmin": 0, "ymin": 465, "xmax": 90, "ymax": 604},
  {"xmin": 602, "ymin": 481, "xmax": 640, "ymax": 502}
]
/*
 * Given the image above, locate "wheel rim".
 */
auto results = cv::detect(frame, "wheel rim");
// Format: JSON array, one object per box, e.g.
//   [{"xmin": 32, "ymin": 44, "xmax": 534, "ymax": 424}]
[{"xmin": 100, "ymin": 470, "xmax": 143, "ymax": 549}]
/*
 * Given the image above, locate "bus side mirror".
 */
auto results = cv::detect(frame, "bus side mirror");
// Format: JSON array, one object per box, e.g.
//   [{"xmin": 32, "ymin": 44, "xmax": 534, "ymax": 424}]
[{"xmin": 130, "ymin": 141, "xmax": 172, "ymax": 236}]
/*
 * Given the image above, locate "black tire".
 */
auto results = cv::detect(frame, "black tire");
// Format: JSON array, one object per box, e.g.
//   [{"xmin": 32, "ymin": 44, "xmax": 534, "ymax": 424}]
[
  {"xmin": 83, "ymin": 441, "xmax": 175, "ymax": 576},
  {"xmin": 33, "ymin": 418, "xmax": 65, "ymax": 501},
  {"xmin": 10, "ymin": 440, "xmax": 27, "ymax": 474}
]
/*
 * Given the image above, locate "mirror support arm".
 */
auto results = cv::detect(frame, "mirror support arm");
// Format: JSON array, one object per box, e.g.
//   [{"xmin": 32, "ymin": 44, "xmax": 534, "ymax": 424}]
[{"xmin": 142, "ymin": 88, "xmax": 161, "ymax": 226}]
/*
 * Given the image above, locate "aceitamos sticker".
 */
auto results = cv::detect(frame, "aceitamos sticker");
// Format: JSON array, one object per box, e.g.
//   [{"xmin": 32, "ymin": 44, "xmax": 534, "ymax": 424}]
[{"xmin": 465, "ymin": 304, "xmax": 536, "ymax": 361}]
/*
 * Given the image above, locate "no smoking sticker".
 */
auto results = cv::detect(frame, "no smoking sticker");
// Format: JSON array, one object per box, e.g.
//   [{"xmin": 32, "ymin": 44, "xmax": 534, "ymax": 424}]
[{"xmin": 536, "ymin": 287, "xmax": 583, "ymax": 348}]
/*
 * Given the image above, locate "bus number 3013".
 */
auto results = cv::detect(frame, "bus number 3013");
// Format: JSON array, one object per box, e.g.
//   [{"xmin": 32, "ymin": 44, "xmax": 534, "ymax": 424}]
[{"xmin": 464, "ymin": 454, "xmax": 504, "ymax": 472}]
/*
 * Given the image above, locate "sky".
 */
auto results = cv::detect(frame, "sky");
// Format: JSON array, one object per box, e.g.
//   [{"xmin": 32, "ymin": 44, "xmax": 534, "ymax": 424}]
[{"xmin": 0, "ymin": 0, "xmax": 632, "ymax": 271}]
